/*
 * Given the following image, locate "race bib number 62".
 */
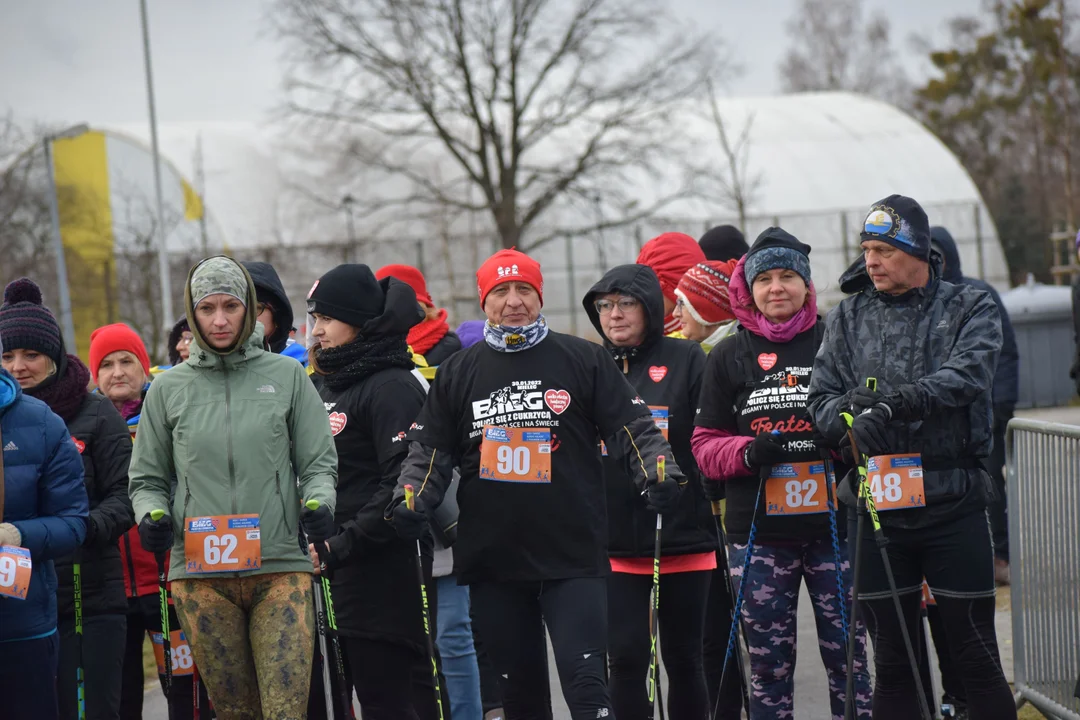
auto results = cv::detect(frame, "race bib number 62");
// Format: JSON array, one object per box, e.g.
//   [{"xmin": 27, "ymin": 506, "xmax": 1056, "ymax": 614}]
[{"xmin": 184, "ymin": 515, "xmax": 262, "ymax": 574}]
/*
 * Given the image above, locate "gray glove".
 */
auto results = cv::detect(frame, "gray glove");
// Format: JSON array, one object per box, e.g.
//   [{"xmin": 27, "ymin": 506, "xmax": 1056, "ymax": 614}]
[{"xmin": 0, "ymin": 523, "xmax": 22, "ymax": 547}]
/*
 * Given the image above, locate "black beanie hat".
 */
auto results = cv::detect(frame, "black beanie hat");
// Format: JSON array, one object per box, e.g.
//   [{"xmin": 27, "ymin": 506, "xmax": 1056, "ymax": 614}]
[
  {"xmin": 743, "ymin": 227, "xmax": 812, "ymax": 285},
  {"xmin": 698, "ymin": 225, "xmax": 749, "ymax": 262},
  {"xmin": 307, "ymin": 264, "xmax": 386, "ymax": 329},
  {"xmin": 860, "ymin": 194, "xmax": 931, "ymax": 261},
  {"xmin": 0, "ymin": 278, "xmax": 65, "ymax": 365}
]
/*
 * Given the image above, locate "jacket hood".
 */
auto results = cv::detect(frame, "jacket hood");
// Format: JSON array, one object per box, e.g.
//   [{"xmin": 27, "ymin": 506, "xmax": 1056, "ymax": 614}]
[
  {"xmin": 358, "ymin": 276, "xmax": 425, "ymax": 339},
  {"xmin": 930, "ymin": 226, "xmax": 963, "ymax": 283},
  {"xmin": 583, "ymin": 264, "xmax": 665, "ymax": 347},
  {"xmin": 0, "ymin": 368, "xmax": 21, "ymax": 412},
  {"xmin": 455, "ymin": 320, "xmax": 485, "ymax": 349},
  {"xmin": 185, "ymin": 256, "xmax": 259, "ymax": 358},
  {"xmin": 839, "ymin": 256, "xmax": 873, "ymax": 295},
  {"xmin": 241, "ymin": 261, "xmax": 294, "ymax": 353}
]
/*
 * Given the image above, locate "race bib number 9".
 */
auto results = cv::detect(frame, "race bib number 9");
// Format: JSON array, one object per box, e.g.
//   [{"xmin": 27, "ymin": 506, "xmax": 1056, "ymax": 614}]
[
  {"xmin": 184, "ymin": 515, "xmax": 262, "ymax": 574},
  {"xmin": 866, "ymin": 454, "xmax": 926, "ymax": 511},
  {"xmin": 0, "ymin": 545, "xmax": 32, "ymax": 600},
  {"xmin": 765, "ymin": 461, "xmax": 833, "ymax": 515},
  {"xmin": 479, "ymin": 426, "xmax": 552, "ymax": 483},
  {"xmin": 152, "ymin": 629, "xmax": 195, "ymax": 676}
]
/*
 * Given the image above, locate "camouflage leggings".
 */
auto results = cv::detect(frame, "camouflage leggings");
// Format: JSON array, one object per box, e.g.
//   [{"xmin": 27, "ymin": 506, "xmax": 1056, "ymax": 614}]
[
  {"xmin": 729, "ymin": 538, "xmax": 872, "ymax": 719},
  {"xmin": 172, "ymin": 572, "xmax": 314, "ymax": 720}
]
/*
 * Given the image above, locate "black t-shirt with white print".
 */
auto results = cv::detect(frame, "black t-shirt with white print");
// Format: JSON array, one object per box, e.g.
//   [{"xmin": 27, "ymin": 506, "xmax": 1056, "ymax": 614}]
[
  {"xmin": 695, "ymin": 322, "xmax": 833, "ymax": 544},
  {"xmin": 407, "ymin": 331, "xmax": 651, "ymax": 584}
]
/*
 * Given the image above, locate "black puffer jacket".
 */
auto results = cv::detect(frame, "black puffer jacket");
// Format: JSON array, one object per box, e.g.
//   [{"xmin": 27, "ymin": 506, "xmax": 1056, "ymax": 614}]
[
  {"xmin": 242, "ymin": 261, "xmax": 294, "ymax": 354},
  {"xmin": 55, "ymin": 393, "xmax": 135, "ymax": 618},
  {"xmin": 583, "ymin": 264, "xmax": 714, "ymax": 557},
  {"xmin": 314, "ymin": 277, "xmax": 432, "ymax": 651},
  {"xmin": 422, "ymin": 331, "xmax": 462, "ymax": 367},
  {"xmin": 808, "ymin": 257, "xmax": 1003, "ymax": 529}
]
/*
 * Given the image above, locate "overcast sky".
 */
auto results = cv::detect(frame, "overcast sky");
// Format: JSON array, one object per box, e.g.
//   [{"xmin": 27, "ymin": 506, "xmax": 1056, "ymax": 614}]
[{"xmin": 0, "ymin": 0, "xmax": 976, "ymax": 128}]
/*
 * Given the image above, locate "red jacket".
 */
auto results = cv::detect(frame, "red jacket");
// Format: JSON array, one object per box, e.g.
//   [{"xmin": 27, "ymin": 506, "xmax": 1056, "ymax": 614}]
[{"xmin": 120, "ymin": 400, "xmax": 172, "ymax": 597}]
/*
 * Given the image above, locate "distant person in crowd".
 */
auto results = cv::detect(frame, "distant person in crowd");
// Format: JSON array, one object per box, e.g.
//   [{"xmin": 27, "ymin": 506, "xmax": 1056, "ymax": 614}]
[
  {"xmin": 698, "ymin": 225, "xmax": 749, "ymax": 262},
  {"xmin": 673, "ymin": 260, "xmax": 740, "ymax": 352},
  {"xmin": 167, "ymin": 316, "xmax": 193, "ymax": 367},
  {"xmin": 455, "ymin": 320, "xmax": 485, "ymax": 351},
  {"xmin": 0, "ymin": 280, "xmax": 127, "ymax": 720},
  {"xmin": 240, "ymin": 260, "xmax": 308, "ymax": 365},
  {"xmin": 376, "ymin": 264, "xmax": 463, "ymax": 366},
  {"xmin": 0, "ymin": 287, "xmax": 89, "ymax": 720},
  {"xmin": 636, "ymin": 232, "xmax": 707, "ymax": 336},
  {"xmin": 930, "ymin": 227, "xmax": 1019, "ymax": 585}
]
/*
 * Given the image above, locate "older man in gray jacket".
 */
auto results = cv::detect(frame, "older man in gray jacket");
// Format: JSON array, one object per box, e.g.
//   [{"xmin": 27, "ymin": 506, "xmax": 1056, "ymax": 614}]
[{"xmin": 808, "ymin": 195, "xmax": 1015, "ymax": 720}]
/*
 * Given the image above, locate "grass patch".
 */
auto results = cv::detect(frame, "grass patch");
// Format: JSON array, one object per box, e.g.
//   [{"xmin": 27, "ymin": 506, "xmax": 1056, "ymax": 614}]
[{"xmin": 1017, "ymin": 704, "xmax": 1047, "ymax": 719}]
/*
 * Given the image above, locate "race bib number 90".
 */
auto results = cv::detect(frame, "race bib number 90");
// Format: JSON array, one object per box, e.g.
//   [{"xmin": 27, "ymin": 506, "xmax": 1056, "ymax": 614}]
[
  {"xmin": 0, "ymin": 545, "xmax": 32, "ymax": 600},
  {"xmin": 184, "ymin": 515, "xmax": 262, "ymax": 574},
  {"xmin": 765, "ymin": 461, "xmax": 833, "ymax": 515},
  {"xmin": 152, "ymin": 629, "xmax": 195, "ymax": 676},
  {"xmin": 479, "ymin": 426, "xmax": 552, "ymax": 483},
  {"xmin": 866, "ymin": 454, "xmax": 926, "ymax": 511}
]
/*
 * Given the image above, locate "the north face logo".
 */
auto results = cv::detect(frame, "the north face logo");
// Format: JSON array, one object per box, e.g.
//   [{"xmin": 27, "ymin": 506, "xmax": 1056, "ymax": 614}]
[{"xmin": 257, "ymin": 384, "xmax": 276, "ymax": 393}]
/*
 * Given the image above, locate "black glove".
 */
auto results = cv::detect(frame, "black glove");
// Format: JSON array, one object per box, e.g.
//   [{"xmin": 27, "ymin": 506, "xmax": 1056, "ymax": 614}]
[
  {"xmin": 839, "ymin": 434, "xmax": 856, "ymax": 466},
  {"xmin": 138, "ymin": 513, "xmax": 173, "ymax": 554},
  {"xmin": 848, "ymin": 386, "xmax": 884, "ymax": 414},
  {"xmin": 644, "ymin": 479, "xmax": 680, "ymax": 514},
  {"xmin": 309, "ymin": 535, "xmax": 345, "ymax": 579},
  {"xmin": 850, "ymin": 407, "xmax": 892, "ymax": 457},
  {"xmin": 743, "ymin": 432, "xmax": 788, "ymax": 469},
  {"xmin": 702, "ymin": 478, "xmax": 725, "ymax": 503},
  {"xmin": 391, "ymin": 496, "xmax": 430, "ymax": 541},
  {"xmin": 83, "ymin": 516, "xmax": 100, "ymax": 548},
  {"xmin": 300, "ymin": 504, "xmax": 336, "ymax": 544}
]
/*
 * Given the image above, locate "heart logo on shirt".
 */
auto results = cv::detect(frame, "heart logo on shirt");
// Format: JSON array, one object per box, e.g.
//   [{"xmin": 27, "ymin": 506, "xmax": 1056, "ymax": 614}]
[
  {"xmin": 648, "ymin": 366, "xmax": 668, "ymax": 383},
  {"xmin": 328, "ymin": 412, "xmax": 348, "ymax": 436},
  {"xmin": 757, "ymin": 353, "xmax": 778, "ymax": 371},
  {"xmin": 72, "ymin": 437, "xmax": 86, "ymax": 454},
  {"xmin": 544, "ymin": 389, "xmax": 572, "ymax": 415}
]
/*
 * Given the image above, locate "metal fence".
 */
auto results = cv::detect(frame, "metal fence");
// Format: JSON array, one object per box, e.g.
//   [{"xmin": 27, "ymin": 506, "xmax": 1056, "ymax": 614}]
[{"xmin": 1007, "ymin": 418, "xmax": 1080, "ymax": 719}]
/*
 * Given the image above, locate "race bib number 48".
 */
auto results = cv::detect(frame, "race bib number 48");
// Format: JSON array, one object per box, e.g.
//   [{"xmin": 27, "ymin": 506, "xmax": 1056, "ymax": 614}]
[
  {"xmin": 184, "ymin": 515, "xmax": 261, "ymax": 574},
  {"xmin": 765, "ymin": 461, "xmax": 833, "ymax": 515},
  {"xmin": 0, "ymin": 545, "xmax": 32, "ymax": 600},
  {"xmin": 152, "ymin": 629, "xmax": 195, "ymax": 676},
  {"xmin": 866, "ymin": 454, "xmax": 926, "ymax": 511},
  {"xmin": 479, "ymin": 426, "xmax": 552, "ymax": 483}
]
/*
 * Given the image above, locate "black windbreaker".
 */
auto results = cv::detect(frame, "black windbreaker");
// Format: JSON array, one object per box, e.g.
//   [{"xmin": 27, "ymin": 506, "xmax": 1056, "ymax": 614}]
[
  {"xmin": 242, "ymin": 261, "xmax": 294, "ymax": 354},
  {"xmin": 314, "ymin": 277, "xmax": 432, "ymax": 651},
  {"xmin": 583, "ymin": 264, "xmax": 714, "ymax": 558},
  {"xmin": 55, "ymin": 393, "xmax": 135, "ymax": 618}
]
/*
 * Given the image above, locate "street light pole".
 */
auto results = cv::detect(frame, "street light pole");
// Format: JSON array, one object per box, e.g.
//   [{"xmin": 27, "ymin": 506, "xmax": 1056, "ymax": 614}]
[
  {"xmin": 42, "ymin": 123, "xmax": 90, "ymax": 352},
  {"xmin": 139, "ymin": 0, "xmax": 175, "ymax": 339},
  {"xmin": 341, "ymin": 195, "xmax": 356, "ymax": 263}
]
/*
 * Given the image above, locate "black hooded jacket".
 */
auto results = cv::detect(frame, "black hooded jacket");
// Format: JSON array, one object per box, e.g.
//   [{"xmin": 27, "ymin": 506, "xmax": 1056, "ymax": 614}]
[
  {"xmin": 242, "ymin": 261, "xmax": 294, "ymax": 354},
  {"xmin": 312, "ymin": 276, "xmax": 431, "ymax": 650},
  {"xmin": 930, "ymin": 227, "xmax": 1019, "ymax": 409},
  {"xmin": 583, "ymin": 264, "xmax": 714, "ymax": 557},
  {"xmin": 166, "ymin": 316, "xmax": 189, "ymax": 367},
  {"xmin": 55, "ymin": 393, "xmax": 135, "ymax": 618}
]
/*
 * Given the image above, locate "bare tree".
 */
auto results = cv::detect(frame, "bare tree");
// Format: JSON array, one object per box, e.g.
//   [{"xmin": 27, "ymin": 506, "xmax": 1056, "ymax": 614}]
[
  {"xmin": 704, "ymin": 80, "xmax": 762, "ymax": 234},
  {"xmin": 778, "ymin": 0, "xmax": 909, "ymax": 100},
  {"xmin": 0, "ymin": 116, "xmax": 55, "ymax": 284},
  {"xmin": 271, "ymin": 0, "xmax": 725, "ymax": 251}
]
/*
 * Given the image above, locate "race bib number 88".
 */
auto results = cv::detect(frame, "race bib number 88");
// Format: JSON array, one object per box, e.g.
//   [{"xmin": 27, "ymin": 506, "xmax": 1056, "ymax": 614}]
[
  {"xmin": 184, "ymin": 515, "xmax": 262, "ymax": 574},
  {"xmin": 479, "ymin": 426, "xmax": 552, "ymax": 483},
  {"xmin": 152, "ymin": 629, "xmax": 195, "ymax": 676}
]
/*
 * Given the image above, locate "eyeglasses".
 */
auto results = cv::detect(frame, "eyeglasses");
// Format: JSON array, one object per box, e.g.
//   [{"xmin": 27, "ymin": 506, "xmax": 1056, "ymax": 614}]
[
  {"xmin": 594, "ymin": 298, "xmax": 640, "ymax": 315},
  {"xmin": 179, "ymin": 333, "xmax": 193, "ymax": 346},
  {"xmin": 675, "ymin": 297, "xmax": 685, "ymax": 309}
]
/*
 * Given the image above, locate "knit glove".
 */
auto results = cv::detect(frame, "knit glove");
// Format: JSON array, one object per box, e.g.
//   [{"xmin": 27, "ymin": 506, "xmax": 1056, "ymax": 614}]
[
  {"xmin": 743, "ymin": 432, "xmax": 788, "ymax": 470},
  {"xmin": 0, "ymin": 523, "xmax": 22, "ymax": 547},
  {"xmin": 643, "ymin": 479, "xmax": 681, "ymax": 515}
]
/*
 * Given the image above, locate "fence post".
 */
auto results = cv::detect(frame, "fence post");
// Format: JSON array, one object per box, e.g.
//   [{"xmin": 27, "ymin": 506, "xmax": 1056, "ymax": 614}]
[
  {"xmin": 974, "ymin": 203, "xmax": 986, "ymax": 280},
  {"xmin": 840, "ymin": 212, "xmax": 850, "ymax": 265},
  {"xmin": 565, "ymin": 234, "xmax": 578, "ymax": 336}
]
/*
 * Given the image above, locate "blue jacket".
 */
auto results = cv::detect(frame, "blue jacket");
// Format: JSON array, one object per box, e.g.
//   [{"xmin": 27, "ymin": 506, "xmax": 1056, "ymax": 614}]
[
  {"xmin": 931, "ymin": 227, "xmax": 1019, "ymax": 409},
  {"xmin": 0, "ymin": 370, "xmax": 89, "ymax": 643}
]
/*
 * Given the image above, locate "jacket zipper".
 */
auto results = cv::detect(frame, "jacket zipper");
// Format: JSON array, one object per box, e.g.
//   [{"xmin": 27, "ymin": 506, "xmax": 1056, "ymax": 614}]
[{"xmin": 224, "ymin": 364, "xmax": 237, "ymax": 515}]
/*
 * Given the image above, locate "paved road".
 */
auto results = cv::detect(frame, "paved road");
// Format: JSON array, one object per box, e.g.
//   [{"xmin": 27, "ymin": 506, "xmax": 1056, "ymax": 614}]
[{"xmin": 145, "ymin": 580, "xmax": 1017, "ymax": 719}]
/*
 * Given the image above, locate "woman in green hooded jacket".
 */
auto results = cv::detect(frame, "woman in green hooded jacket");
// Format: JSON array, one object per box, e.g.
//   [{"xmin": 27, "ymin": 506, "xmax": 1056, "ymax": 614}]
[{"xmin": 128, "ymin": 256, "xmax": 339, "ymax": 719}]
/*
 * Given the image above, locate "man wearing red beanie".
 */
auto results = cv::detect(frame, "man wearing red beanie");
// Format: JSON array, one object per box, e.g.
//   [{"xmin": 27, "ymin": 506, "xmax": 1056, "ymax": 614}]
[
  {"xmin": 636, "ymin": 232, "xmax": 707, "ymax": 335},
  {"xmin": 376, "ymin": 264, "xmax": 463, "ymax": 365},
  {"xmin": 386, "ymin": 248, "xmax": 682, "ymax": 719}
]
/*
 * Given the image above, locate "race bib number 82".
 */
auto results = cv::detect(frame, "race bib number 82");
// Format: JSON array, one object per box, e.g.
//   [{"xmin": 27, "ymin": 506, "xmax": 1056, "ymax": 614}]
[{"xmin": 765, "ymin": 461, "xmax": 833, "ymax": 515}]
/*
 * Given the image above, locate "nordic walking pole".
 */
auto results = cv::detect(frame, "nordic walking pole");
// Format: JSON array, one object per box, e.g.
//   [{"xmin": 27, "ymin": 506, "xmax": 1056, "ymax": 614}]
[
  {"xmin": 404, "ymin": 485, "xmax": 446, "ymax": 720},
  {"xmin": 710, "ymin": 500, "xmax": 751, "ymax": 713},
  {"xmin": 74, "ymin": 549, "xmax": 85, "ymax": 719},
  {"xmin": 648, "ymin": 455, "xmax": 666, "ymax": 719},
  {"xmin": 305, "ymin": 500, "xmax": 351, "ymax": 717},
  {"xmin": 842, "ymin": 379, "xmax": 933, "ymax": 720},
  {"xmin": 149, "ymin": 509, "xmax": 172, "ymax": 697}
]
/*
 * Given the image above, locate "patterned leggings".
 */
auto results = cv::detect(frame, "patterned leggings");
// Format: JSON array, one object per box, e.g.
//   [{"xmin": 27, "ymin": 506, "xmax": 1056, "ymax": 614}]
[
  {"xmin": 728, "ymin": 538, "xmax": 872, "ymax": 720},
  {"xmin": 172, "ymin": 572, "xmax": 314, "ymax": 720}
]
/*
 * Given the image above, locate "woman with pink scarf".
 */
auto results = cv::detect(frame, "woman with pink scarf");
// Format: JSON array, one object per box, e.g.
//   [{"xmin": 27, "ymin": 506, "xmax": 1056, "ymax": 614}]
[{"xmin": 691, "ymin": 228, "xmax": 872, "ymax": 718}]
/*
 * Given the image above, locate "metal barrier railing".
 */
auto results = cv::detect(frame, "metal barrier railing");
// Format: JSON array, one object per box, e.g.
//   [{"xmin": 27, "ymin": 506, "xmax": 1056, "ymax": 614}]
[{"xmin": 1007, "ymin": 418, "xmax": 1080, "ymax": 719}]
